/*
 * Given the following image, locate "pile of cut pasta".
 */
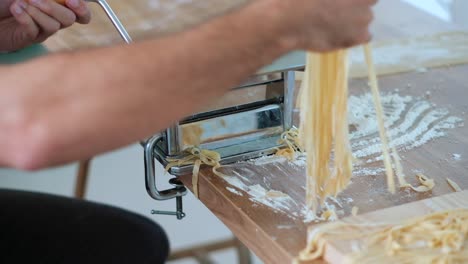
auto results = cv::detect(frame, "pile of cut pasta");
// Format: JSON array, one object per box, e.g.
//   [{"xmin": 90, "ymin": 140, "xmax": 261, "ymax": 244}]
[{"xmin": 298, "ymin": 209, "xmax": 468, "ymax": 264}]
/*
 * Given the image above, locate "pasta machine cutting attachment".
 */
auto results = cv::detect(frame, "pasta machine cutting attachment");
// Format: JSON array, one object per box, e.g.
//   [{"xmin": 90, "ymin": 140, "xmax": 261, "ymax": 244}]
[{"xmin": 143, "ymin": 52, "xmax": 305, "ymax": 219}]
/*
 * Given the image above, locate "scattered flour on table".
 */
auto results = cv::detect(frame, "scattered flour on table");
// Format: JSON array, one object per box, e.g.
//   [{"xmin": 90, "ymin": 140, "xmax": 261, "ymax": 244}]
[
  {"xmin": 349, "ymin": 92, "xmax": 463, "ymax": 164},
  {"xmin": 249, "ymin": 155, "xmax": 287, "ymax": 166},
  {"xmin": 452, "ymin": 153, "xmax": 462, "ymax": 161},
  {"xmin": 302, "ymin": 208, "xmax": 317, "ymax": 223},
  {"xmin": 223, "ymin": 91, "xmax": 463, "ymax": 221},
  {"xmin": 277, "ymin": 225, "xmax": 294, "ymax": 229},
  {"xmin": 226, "ymin": 187, "xmax": 243, "ymax": 196},
  {"xmin": 222, "ymin": 174, "xmax": 301, "ymax": 219},
  {"xmin": 348, "ymin": 38, "xmax": 452, "ymax": 71},
  {"xmin": 260, "ymin": 92, "xmax": 462, "ymax": 175},
  {"xmin": 247, "ymin": 153, "xmax": 306, "ymax": 167},
  {"xmin": 223, "ymin": 166, "xmax": 351, "ymax": 222}
]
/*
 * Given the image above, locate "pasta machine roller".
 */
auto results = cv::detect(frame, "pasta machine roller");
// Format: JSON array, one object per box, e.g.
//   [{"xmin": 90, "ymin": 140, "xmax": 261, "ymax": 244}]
[{"xmin": 143, "ymin": 52, "xmax": 306, "ymax": 219}]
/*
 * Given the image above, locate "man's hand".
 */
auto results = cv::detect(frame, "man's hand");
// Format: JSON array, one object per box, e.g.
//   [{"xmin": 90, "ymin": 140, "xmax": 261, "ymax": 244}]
[
  {"xmin": 271, "ymin": 0, "xmax": 377, "ymax": 52},
  {"xmin": 0, "ymin": 0, "xmax": 91, "ymax": 52}
]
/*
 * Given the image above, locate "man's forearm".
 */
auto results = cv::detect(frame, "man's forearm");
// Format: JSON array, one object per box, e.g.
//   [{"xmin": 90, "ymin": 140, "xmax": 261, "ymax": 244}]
[{"xmin": 1, "ymin": 0, "xmax": 294, "ymax": 169}]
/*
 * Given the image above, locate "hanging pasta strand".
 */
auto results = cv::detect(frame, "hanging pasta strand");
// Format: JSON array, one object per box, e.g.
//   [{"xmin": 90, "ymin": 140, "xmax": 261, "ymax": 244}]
[
  {"xmin": 299, "ymin": 50, "xmax": 353, "ymax": 212},
  {"xmin": 363, "ymin": 44, "xmax": 396, "ymax": 193}
]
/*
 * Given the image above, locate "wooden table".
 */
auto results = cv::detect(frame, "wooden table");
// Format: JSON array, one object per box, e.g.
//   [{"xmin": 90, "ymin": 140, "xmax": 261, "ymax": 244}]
[
  {"xmin": 178, "ymin": 62, "xmax": 468, "ymax": 263},
  {"xmin": 45, "ymin": 0, "xmax": 249, "ymax": 51},
  {"xmin": 45, "ymin": 0, "xmax": 458, "ymax": 51},
  {"xmin": 175, "ymin": 1, "xmax": 467, "ymax": 263},
  {"xmin": 42, "ymin": 0, "xmax": 468, "ymax": 263}
]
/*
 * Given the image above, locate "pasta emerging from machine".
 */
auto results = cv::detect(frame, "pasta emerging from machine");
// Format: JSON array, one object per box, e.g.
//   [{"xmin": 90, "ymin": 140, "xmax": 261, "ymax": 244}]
[
  {"xmin": 299, "ymin": 45, "xmax": 398, "ymax": 212},
  {"xmin": 299, "ymin": 50, "xmax": 353, "ymax": 212}
]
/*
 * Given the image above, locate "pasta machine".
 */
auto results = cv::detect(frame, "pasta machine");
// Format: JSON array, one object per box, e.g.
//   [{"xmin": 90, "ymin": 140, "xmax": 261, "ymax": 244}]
[
  {"xmin": 80, "ymin": 0, "xmax": 306, "ymax": 219},
  {"xmin": 143, "ymin": 52, "xmax": 306, "ymax": 219}
]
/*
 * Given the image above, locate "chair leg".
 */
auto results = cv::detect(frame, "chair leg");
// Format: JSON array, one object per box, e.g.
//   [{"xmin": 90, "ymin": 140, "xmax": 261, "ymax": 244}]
[
  {"xmin": 168, "ymin": 237, "xmax": 252, "ymax": 263},
  {"xmin": 234, "ymin": 238, "xmax": 252, "ymax": 264},
  {"xmin": 74, "ymin": 159, "xmax": 92, "ymax": 199},
  {"xmin": 194, "ymin": 250, "xmax": 215, "ymax": 264}
]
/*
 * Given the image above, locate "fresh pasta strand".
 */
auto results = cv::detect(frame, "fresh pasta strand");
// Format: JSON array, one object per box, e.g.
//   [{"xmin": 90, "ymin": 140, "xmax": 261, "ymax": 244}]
[
  {"xmin": 166, "ymin": 147, "xmax": 226, "ymax": 198},
  {"xmin": 391, "ymin": 146, "xmax": 408, "ymax": 186},
  {"xmin": 363, "ymin": 44, "xmax": 396, "ymax": 193},
  {"xmin": 276, "ymin": 127, "xmax": 303, "ymax": 160},
  {"xmin": 299, "ymin": 50, "xmax": 353, "ymax": 212},
  {"xmin": 351, "ymin": 206, "xmax": 359, "ymax": 216},
  {"xmin": 447, "ymin": 178, "xmax": 463, "ymax": 192},
  {"xmin": 299, "ymin": 45, "xmax": 399, "ymax": 212}
]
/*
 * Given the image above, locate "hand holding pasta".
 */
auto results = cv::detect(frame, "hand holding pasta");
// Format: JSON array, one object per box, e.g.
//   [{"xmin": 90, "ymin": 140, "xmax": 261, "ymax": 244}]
[
  {"xmin": 272, "ymin": 0, "xmax": 376, "ymax": 52},
  {"xmin": 0, "ymin": 0, "xmax": 91, "ymax": 52}
]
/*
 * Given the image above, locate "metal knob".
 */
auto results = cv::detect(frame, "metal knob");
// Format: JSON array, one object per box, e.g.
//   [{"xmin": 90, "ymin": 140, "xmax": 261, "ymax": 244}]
[
  {"xmin": 169, "ymin": 178, "xmax": 184, "ymax": 188},
  {"xmin": 151, "ymin": 197, "xmax": 186, "ymax": 220},
  {"xmin": 151, "ymin": 178, "xmax": 186, "ymax": 220}
]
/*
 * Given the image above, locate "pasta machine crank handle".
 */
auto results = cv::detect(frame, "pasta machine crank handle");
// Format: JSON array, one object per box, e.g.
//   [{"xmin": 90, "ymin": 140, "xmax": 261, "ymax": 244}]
[
  {"xmin": 87, "ymin": 0, "xmax": 132, "ymax": 44},
  {"xmin": 53, "ymin": 0, "xmax": 132, "ymax": 44},
  {"xmin": 144, "ymin": 135, "xmax": 187, "ymax": 220}
]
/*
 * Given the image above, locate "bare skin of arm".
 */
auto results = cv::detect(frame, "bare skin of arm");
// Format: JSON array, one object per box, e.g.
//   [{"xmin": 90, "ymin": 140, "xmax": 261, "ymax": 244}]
[{"xmin": 0, "ymin": 0, "xmax": 375, "ymax": 170}]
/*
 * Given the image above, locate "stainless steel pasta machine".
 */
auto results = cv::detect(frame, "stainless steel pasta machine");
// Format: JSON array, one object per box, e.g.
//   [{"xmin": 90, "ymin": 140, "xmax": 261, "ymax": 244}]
[{"xmin": 143, "ymin": 53, "xmax": 305, "ymax": 219}]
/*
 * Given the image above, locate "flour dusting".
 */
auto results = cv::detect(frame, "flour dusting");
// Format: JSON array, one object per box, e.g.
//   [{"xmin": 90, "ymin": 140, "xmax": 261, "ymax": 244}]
[
  {"xmin": 349, "ymin": 92, "xmax": 462, "ymax": 166},
  {"xmin": 452, "ymin": 153, "xmax": 462, "ymax": 161},
  {"xmin": 226, "ymin": 187, "xmax": 243, "ymax": 196},
  {"xmin": 222, "ymin": 91, "xmax": 463, "ymax": 221},
  {"xmin": 223, "ymin": 175, "xmax": 301, "ymax": 218},
  {"xmin": 249, "ymin": 155, "xmax": 287, "ymax": 166}
]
